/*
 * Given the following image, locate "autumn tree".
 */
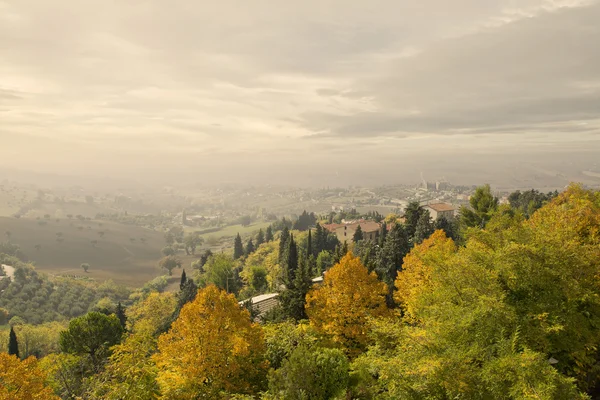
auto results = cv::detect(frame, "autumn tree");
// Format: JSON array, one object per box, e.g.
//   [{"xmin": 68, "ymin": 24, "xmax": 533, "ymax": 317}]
[
  {"xmin": 154, "ymin": 285, "xmax": 268, "ymax": 398},
  {"xmin": 306, "ymin": 253, "xmax": 389, "ymax": 357},
  {"xmin": 0, "ymin": 353, "xmax": 58, "ymax": 399}
]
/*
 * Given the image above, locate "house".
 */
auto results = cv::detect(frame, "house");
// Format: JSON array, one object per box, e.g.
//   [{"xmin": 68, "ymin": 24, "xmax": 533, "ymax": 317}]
[
  {"xmin": 334, "ymin": 220, "xmax": 381, "ymax": 243},
  {"xmin": 239, "ymin": 293, "xmax": 280, "ymax": 318},
  {"xmin": 424, "ymin": 203, "xmax": 456, "ymax": 220}
]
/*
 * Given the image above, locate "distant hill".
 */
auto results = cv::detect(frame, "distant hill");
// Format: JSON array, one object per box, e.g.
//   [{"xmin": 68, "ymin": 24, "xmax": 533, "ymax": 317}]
[{"xmin": 0, "ymin": 217, "xmax": 165, "ymax": 286}]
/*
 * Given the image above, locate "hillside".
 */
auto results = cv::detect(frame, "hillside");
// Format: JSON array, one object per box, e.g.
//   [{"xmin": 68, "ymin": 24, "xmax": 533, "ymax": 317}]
[{"xmin": 0, "ymin": 217, "xmax": 165, "ymax": 286}]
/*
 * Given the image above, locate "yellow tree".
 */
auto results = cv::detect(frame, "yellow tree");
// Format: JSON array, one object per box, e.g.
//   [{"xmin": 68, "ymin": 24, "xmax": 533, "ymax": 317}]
[
  {"xmin": 154, "ymin": 285, "xmax": 268, "ymax": 399},
  {"xmin": 0, "ymin": 353, "xmax": 58, "ymax": 399},
  {"xmin": 394, "ymin": 230, "xmax": 457, "ymax": 322},
  {"xmin": 306, "ymin": 253, "xmax": 389, "ymax": 357}
]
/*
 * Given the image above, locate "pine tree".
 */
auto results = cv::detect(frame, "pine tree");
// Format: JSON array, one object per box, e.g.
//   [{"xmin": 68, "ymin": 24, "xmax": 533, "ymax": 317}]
[
  {"xmin": 404, "ymin": 201, "xmax": 424, "ymax": 238},
  {"xmin": 341, "ymin": 241, "xmax": 348, "ymax": 257},
  {"xmin": 379, "ymin": 221, "xmax": 387, "ymax": 247},
  {"xmin": 180, "ymin": 269, "xmax": 188, "ymax": 290},
  {"xmin": 8, "ymin": 326, "xmax": 19, "ymax": 358},
  {"xmin": 413, "ymin": 211, "xmax": 434, "ymax": 244},
  {"xmin": 307, "ymin": 229, "xmax": 313, "ymax": 257},
  {"xmin": 353, "ymin": 225, "xmax": 364, "ymax": 242},
  {"xmin": 115, "ymin": 301, "xmax": 127, "ymax": 329},
  {"xmin": 256, "ymin": 229, "xmax": 265, "ymax": 248},
  {"xmin": 376, "ymin": 223, "xmax": 410, "ymax": 306},
  {"xmin": 265, "ymin": 225, "xmax": 274, "ymax": 242},
  {"xmin": 177, "ymin": 280, "xmax": 198, "ymax": 311},
  {"xmin": 245, "ymin": 239, "xmax": 255, "ymax": 256},
  {"xmin": 434, "ymin": 216, "xmax": 458, "ymax": 241},
  {"xmin": 314, "ymin": 224, "xmax": 324, "ymax": 255},
  {"xmin": 233, "ymin": 233, "xmax": 244, "ymax": 259},
  {"xmin": 279, "ymin": 226, "xmax": 290, "ymax": 265}
]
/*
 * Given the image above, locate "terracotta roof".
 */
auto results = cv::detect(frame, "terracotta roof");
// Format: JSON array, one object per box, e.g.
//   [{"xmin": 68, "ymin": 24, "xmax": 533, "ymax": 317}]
[
  {"xmin": 322, "ymin": 223, "xmax": 344, "ymax": 232},
  {"xmin": 425, "ymin": 203, "xmax": 455, "ymax": 212},
  {"xmin": 337, "ymin": 221, "xmax": 381, "ymax": 233}
]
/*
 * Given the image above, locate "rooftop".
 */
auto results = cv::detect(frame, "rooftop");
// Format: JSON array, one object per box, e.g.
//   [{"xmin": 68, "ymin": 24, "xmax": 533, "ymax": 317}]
[{"xmin": 425, "ymin": 203, "xmax": 456, "ymax": 212}]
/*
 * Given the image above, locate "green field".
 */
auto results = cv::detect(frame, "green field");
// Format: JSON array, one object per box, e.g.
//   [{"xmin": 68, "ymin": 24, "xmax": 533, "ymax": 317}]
[
  {"xmin": 186, "ymin": 221, "xmax": 272, "ymax": 240},
  {"xmin": 0, "ymin": 217, "xmax": 165, "ymax": 286}
]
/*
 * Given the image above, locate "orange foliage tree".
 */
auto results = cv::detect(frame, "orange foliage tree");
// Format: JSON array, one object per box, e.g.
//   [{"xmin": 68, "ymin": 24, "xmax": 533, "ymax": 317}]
[
  {"xmin": 154, "ymin": 285, "xmax": 268, "ymax": 399},
  {"xmin": 306, "ymin": 253, "xmax": 389, "ymax": 357},
  {"xmin": 0, "ymin": 353, "xmax": 58, "ymax": 399}
]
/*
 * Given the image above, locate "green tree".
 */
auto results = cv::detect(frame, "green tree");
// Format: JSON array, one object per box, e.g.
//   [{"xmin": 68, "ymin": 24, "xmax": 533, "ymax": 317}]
[
  {"xmin": 203, "ymin": 253, "xmax": 241, "ymax": 294},
  {"xmin": 280, "ymin": 255, "xmax": 312, "ymax": 321},
  {"xmin": 245, "ymin": 239, "xmax": 255, "ymax": 256},
  {"xmin": 8, "ymin": 326, "xmax": 19, "ymax": 358},
  {"xmin": 234, "ymin": 233, "xmax": 245, "ymax": 259},
  {"xmin": 179, "ymin": 269, "xmax": 187, "ymax": 290},
  {"xmin": 115, "ymin": 302, "xmax": 126, "ymax": 330},
  {"xmin": 161, "ymin": 245, "xmax": 175, "ymax": 256},
  {"xmin": 283, "ymin": 234, "xmax": 298, "ymax": 286},
  {"xmin": 413, "ymin": 210, "xmax": 434, "ymax": 244},
  {"xmin": 59, "ymin": 312, "xmax": 123, "ymax": 366},
  {"xmin": 460, "ymin": 183, "xmax": 499, "ymax": 229},
  {"xmin": 316, "ymin": 250, "xmax": 334, "ymax": 274},
  {"xmin": 158, "ymin": 255, "xmax": 181, "ymax": 276},
  {"xmin": 434, "ymin": 216, "xmax": 459, "ymax": 242},
  {"xmin": 184, "ymin": 233, "xmax": 202, "ymax": 255},
  {"xmin": 80, "ymin": 263, "xmax": 90, "ymax": 273},
  {"xmin": 269, "ymin": 346, "xmax": 350, "ymax": 400},
  {"xmin": 265, "ymin": 225, "xmax": 274, "ymax": 242},
  {"xmin": 353, "ymin": 225, "xmax": 364, "ymax": 242},
  {"xmin": 404, "ymin": 201, "xmax": 425, "ymax": 238},
  {"xmin": 278, "ymin": 226, "xmax": 290, "ymax": 265},
  {"xmin": 256, "ymin": 229, "xmax": 265, "ymax": 247}
]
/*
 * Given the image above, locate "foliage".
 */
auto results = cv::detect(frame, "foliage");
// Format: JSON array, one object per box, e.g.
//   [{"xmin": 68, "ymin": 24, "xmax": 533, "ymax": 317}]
[
  {"xmin": 268, "ymin": 346, "xmax": 350, "ymax": 400},
  {"xmin": 280, "ymin": 255, "xmax": 313, "ymax": 321},
  {"xmin": 244, "ymin": 241, "xmax": 280, "ymax": 292},
  {"xmin": 315, "ymin": 250, "xmax": 334, "ymax": 274},
  {"xmin": 0, "ymin": 353, "xmax": 58, "ymax": 399},
  {"xmin": 508, "ymin": 188, "xmax": 558, "ymax": 218},
  {"xmin": 234, "ymin": 233, "xmax": 245, "ymax": 259},
  {"xmin": 413, "ymin": 209, "xmax": 434, "ymax": 244},
  {"xmin": 8, "ymin": 326, "xmax": 19, "ymax": 358},
  {"xmin": 201, "ymin": 253, "xmax": 242, "ymax": 294},
  {"xmin": 158, "ymin": 255, "xmax": 181, "ymax": 276},
  {"xmin": 154, "ymin": 285, "xmax": 269, "ymax": 398},
  {"xmin": 306, "ymin": 253, "xmax": 389, "ymax": 357},
  {"xmin": 460, "ymin": 183, "xmax": 499, "ymax": 229},
  {"xmin": 353, "ymin": 224, "xmax": 364, "ymax": 242},
  {"xmin": 59, "ymin": 312, "xmax": 124, "ymax": 366}
]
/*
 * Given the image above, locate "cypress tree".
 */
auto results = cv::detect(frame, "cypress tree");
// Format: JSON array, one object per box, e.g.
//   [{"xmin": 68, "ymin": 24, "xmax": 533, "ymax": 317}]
[
  {"xmin": 413, "ymin": 211, "xmax": 434, "ymax": 244},
  {"xmin": 116, "ymin": 301, "xmax": 127, "ymax": 329},
  {"xmin": 265, "ymin": 225, "xmax": 274, "ymax": 242},
  {"xmin": 180, "ymin": 269, "xmax": 188, "ymax": 290},
  {"xmin": 233, "ymin": 233, "xmax": 244, "ymax": 260},
  {"xmin": 245, "ymin": 239, "xmax": 255, "ymax": 256},
  {"xmin": 379, "ymin": 221, "xmax": 387, "ymax": 247},
  {"xmin": 279, "ymin": 226, "xmax": 290, "ymax": 265},
  {"xmin": 280, "ymin": 255, "xmax": 312, "ymax": 321},
  {"xmin": 255, "ymin": 229, "xmax": 265, "ymax": 248},
  {"xmin": 353, "ymin": 225, "xmax": 364, "ymax": 243},
  {"xmin": 341, "ymin": 241, "xmax": 349, "ymax": 257},
  {"xmin": 8, "ymin": 326, "xmax": 19, "ymax": 358},
  {"xmin": 314, "ymin": 224, "xmax": 324, "ymax": 255},
  {"xmin": 307, "ymin": 229, "xmax": 312, "ymax": 258},
  {"xmin": 284, "ymin": 234, "xmax": 298, "ymax": 286},
  {"xmin": 376, "ymin": 223, "xmax": 410, "ymax": 306}
]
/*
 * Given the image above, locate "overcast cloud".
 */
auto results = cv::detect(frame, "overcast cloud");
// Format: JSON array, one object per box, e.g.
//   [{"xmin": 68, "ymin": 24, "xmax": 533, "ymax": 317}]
[{"xmin": 1, "ymin": 0, "xmax": 600, "ymax": 186}]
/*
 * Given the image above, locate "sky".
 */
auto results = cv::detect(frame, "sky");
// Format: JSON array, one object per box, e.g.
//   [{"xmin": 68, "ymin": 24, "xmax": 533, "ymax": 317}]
[{"xmin": 1, "ymin": 0, "xmax": 600, "ymax": 187}]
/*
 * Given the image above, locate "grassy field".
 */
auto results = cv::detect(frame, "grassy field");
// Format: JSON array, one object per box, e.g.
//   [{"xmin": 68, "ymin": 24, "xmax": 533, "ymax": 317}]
[
  {"xmin": 0, "ymin": 217, "xmax": 165, "ymax": 286},
  {"xmin": 186, "ymin": 221, "xmax": 272, "ymax": 240}
]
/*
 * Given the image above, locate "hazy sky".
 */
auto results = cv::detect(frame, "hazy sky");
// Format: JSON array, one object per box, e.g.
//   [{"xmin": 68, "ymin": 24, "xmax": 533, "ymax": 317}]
[{"xmin": 2, "ymin": 0, "xmax": 600, "ymax": 186}]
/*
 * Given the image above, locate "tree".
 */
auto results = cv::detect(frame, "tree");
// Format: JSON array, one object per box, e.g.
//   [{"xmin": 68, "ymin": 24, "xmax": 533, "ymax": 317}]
[
  {"xmin": 8, "ymin": 326, "xmax": 19, "ymax": 358},
  {"xmin": 234, "ymin": 233, "xmax": 245, "ymax": 259},
  {"xmin": 60, "ymin": 312, "xmax": 123, "ymax": 366},
  {"xmin": 434, "ymin": 216, "xmax": 459, "ymax": 241},
  {"xmin": 265, "ymin": 225, "xmax": 274, "ymax": 242},
  {"xmin": 0, "ymin": 353, "xmax": 58, "ymax": 399},
  {"xmin": 316, "ymin": 250, "xmax": 334, "ymax": 274},
  {"xmin": 307, "ymin": 229, "xmax": 313, "ymax": 257},
  {"xmin": 80, "ymin": 263, "xmax": 90, "ymax": 273},
  {"xmin": 256, "ymin": 229, "xmax": 265, "ymax": 247},
  {"xmin": 115, "ymin": 302, "xmax": 127, "ymax": 329},
  {"xmin": 184, "ymin": 233, "xmax": 203, "ymax": 255},
  {"xmin": 245, "ymin": 239, "xmax": 255, "ymax": 256},
  {"xmin": 280, "ymin": 255, "xmax": 312, "ymax": 321},
  {"xmin": 239, "ymin": 215, "xmax": 252, "ymax": 227},
  {"xmin": 180, "ymin": 269, "xmax": 187, "ymax": 290},
  {"xmin": 460, "ymin": 183, "xmax": 499, "ymax": 229},
  {"xmin": 306, "ymin": 253, "xmax": 389, "ymax": 357},
  {"xmin": 404, "ymin": 201, "xmax": 425, "ymax": 238},
  {"xmin": 283, "ymin": 234, "xmax": 298, "ymax": 286},
  {"xmin": 278, "ymin": 226, "xmax": 290, "ymax": 265},
  {"xmin": 158, "ymin": 256, "xmax": 181, "ymax": 276},
  {"xmin": 203, "ymin": 253, "xmax": 241, "ymax": 294},
  {"xmin": 161, "ymin": 246, "xmax": 175, "ymax": 256},
  {"xmin": 376, "ymin": 223, "xmax": 410, "ymax": 287},
  {"xmin": 413, "ymin": 209, "xmax": 434, "ymax": 244},
  {"xmin": 154, "ymin": 285, "xmax": 268, "ymax": 398},
  {"xmin": 353, "ymin": 225, "xmax": 364, "ymax": 242},
  {"xmin": 269, "ymin": 346, "xmax": 349, "ymax": 400}
]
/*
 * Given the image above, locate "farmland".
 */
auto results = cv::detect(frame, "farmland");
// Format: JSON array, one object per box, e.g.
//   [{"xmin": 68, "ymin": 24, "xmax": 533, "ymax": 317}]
[{"xmin": 0, "ymin": 217, "xmax": 166, "ymax": 286}]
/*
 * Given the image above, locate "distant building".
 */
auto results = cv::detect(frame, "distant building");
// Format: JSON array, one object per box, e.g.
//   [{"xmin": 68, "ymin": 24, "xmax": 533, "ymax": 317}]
[
  {"xmin": 239, "ymin": 293, "xmax": 280, "ymax": 318},
  {"xmin": 424, "ymin": 203, "xmax": 456, "ymax": 220},
  {"xmin": 333, "ymin": 220, "xmax": 381, "ymax": 243}
]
